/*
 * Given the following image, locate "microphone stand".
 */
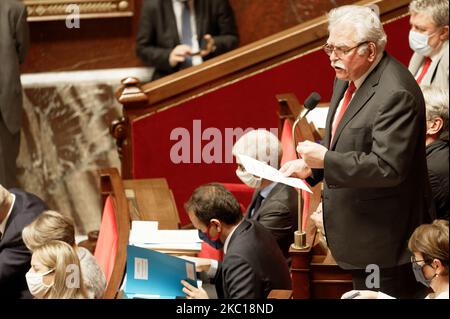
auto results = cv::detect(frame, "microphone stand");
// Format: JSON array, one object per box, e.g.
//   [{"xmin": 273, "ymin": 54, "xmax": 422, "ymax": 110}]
[{"xmin": 290, "ymin": 109, "xmax": 311, "ymax": 250}]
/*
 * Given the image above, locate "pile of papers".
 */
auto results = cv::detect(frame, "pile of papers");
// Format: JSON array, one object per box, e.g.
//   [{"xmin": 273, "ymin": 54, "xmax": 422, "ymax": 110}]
[{"xmin": 129, "ymin": 221, "xmax": 201, "ymax": 252}]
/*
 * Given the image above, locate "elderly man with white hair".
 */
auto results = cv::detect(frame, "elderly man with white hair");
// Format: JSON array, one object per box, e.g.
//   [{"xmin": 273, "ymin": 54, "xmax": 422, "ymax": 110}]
[
  {"xmin": 281, "ymin": 5, "xmax": 433, "ymax": 298},
  {"xmin": 408, "ymin": 0, "xmax": 449, "ymax": 88},
  {"xmin": 232, "ymin": 129, "xmax": 297, "ymax": 259},
  {"xmin": 0, "ymin": 184, "xmax": 46, "ymax": 298}
]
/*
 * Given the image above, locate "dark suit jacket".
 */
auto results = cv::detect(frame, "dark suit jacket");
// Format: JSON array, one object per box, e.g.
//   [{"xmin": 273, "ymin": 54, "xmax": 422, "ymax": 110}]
[
  {"xmin": 0, "ymin": 189, "xmax": 46, "ymax": 298},
  {"xmin": 214, "ymin": 219, "xmax": 291, "ymax": 299},
  {"xmin": 0, "ymin": 0, "xmax": 29, "ymax": 134},
  {"xmin": 136, "ymin": 0, "xmax": 239, "ymax": 80},
  {"xmin": 246, "ymin": 183, "xmax": 297, "ymax": 259},
  {"xmin": 426, "ymin": 139, "xmax": 449, "ymax": 220},
  {"xmin": 307, "ymin": 52, "xmax": 433, "ymax": 270}
]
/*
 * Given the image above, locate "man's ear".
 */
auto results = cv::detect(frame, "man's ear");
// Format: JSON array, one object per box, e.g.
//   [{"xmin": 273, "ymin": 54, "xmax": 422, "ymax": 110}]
[
  {"xmin": 210, "ymin": 219, "xmax": 222, "ymax": 233},
  {"xmin": 439, "ymin": 25, "xmax": 449, "ymax": 41},
  {"xmin": 367, "ymin": 42, "xmax": 377, "ymax": 62},
  {"xmin": 427, "ymin": 117, "xmax": 444, "ymax": 136}
]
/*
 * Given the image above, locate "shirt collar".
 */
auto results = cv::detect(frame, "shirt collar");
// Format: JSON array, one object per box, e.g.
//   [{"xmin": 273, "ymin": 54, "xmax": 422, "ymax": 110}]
[
  {"xmin": 259, "ymin": 182, "xmax": 277, "ymax": 199},
  {"xmin": 353, "ymin": 52, "xmax": 383, "ymax": 89},
  {"xmin": 223, "ymin": 219, "xmax": 243, "ymax": 254},
  {"xmin": 0, "ymin": 194, "xmax": 16, "ymax": 240},
  {"xmin": 430, "ymin": 40, "xmax": 448, "ymax": 61}
]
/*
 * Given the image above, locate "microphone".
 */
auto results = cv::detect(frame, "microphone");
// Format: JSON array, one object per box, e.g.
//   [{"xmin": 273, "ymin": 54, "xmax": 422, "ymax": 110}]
[
  {"xmin": 298, "ymin": 92, "xmax": 321, "ymax": 120},
  {"xmin": 293, "ymin": 92, "xmax": 322, "ymax": 153},
  {"xmin": 290, "ymin": 92, "xmax": 321, "ymax": 251}
]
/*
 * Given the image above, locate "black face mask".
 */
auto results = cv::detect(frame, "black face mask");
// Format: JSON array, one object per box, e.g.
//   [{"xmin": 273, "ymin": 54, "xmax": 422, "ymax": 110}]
[{"xmin": 198, "ymin": 229, "xmax": 224, "ymax": 250}]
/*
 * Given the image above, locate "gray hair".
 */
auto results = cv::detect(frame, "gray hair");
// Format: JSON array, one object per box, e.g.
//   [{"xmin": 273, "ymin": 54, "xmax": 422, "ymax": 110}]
[
  {"xmin": 422, "ymin": 85, "xmax": 449, "ymax": 140},
  {"xmin": 328, "ymin": 5, "xmax": 387, "ymax": 53},
  {"xmin": 409, "ymin": 0, "xmax": 449, "ymax": 28},
  {"xmin": 232, "ymin": 129, "xmax": 282, "ymax": 169}
]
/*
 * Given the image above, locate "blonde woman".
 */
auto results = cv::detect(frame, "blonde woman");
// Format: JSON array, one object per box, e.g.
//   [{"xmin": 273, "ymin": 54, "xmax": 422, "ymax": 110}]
[
  {"xmin": 342, "ymin": 220, "xmax": 449, "ymax": 299},
  {"xmin": 22, "ymin": 210, "xmax": 106, "ymax": 298},
  {"xmin": 26, "ymin": 240, "xmax": 87, "ymax": 299}
]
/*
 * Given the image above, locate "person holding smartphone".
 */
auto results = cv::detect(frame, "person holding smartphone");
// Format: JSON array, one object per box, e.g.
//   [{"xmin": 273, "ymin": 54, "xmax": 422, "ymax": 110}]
[{"xmin": 136, "ymin": 0, "xmax": 239, "ymax": 81}]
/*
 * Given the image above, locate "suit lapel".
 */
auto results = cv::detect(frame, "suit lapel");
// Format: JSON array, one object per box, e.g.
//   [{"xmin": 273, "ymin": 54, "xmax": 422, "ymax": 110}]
[
  {"xmin": 251, "ymin": 183, "xmax": 281, "ymax": 220},
  {"xmin": 194, "ymin": 0, "xmax": 205, "ymax": 39},
  {"xmin": 165, "ymin": 0, "xmax": 180, "ymax": 44},
  {"xmin": 324, "ymin": 80, "xmax": 347, "ymax": 148},
  {"xmin": 330, "ymin": 53, "xmax": 389, "ymax": 150},
  {"xmin": 426, "ymin": 55, "xmax": 442, "ymax": 85},
  {"xmin": 408, "ymin": 53, "xmax": 424, "ymax": 77},
  {"xmin": 246, "ymin": 190, "xmax": 259, "ymax": 217}
]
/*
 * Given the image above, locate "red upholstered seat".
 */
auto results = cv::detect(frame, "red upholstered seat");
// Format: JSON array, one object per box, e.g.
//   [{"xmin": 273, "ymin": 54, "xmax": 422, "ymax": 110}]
[
  {"xmin": 94, "ymin": 196, "xmax": 118, "ymax": 284},
  {"xmin": 221, "ymin": 182, "xmax": 253, "ymax": 213},
  {"xmin": 197, "ymin": 182, "xmax": 253, "ymax": 261}
]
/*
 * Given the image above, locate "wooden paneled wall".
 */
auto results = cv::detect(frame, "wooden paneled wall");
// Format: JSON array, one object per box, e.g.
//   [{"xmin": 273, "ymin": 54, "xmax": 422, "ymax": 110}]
[{"xmin": 22, "ymin": 0, "xmax": 356, "ymax": 73}]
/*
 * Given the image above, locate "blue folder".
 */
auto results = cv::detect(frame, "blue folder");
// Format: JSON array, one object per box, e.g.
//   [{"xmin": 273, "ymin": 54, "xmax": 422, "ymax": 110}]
[{"xmin": 125, "ymin": 244, "xmax": 197, "ymax": 299}]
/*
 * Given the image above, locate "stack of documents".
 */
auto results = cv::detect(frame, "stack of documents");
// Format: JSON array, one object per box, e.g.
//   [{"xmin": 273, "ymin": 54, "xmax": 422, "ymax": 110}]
[{"xmin": 129, "ymin": 221, "xmax": 202, "ymax": 253}]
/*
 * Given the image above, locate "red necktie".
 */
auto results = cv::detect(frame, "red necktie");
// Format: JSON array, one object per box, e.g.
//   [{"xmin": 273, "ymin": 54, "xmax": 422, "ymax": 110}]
[
  {"xmin": 416, "ymin": 57, "xmax": 432, "ymax": 84},
  {"xmin": 331, "ymin": 81, "xmax": 356, "ymax": 144}
]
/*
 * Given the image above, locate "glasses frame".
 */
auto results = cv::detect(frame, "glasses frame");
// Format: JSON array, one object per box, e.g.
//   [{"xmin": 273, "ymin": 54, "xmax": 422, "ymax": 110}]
[
  {"xmin": 323, "ymin": 41, "xmax": 370, "ymax": 58},
  {"xmin": 411, "ymin": 255, "xmax": 432, "ymax": 265}
]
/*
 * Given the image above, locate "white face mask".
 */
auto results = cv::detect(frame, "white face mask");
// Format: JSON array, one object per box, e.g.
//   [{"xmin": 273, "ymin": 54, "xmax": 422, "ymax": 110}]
[
  {"xmin": 236, "ymin": 168, "xmax": 262, "ymax": 188},
  {"xmin": 25, "ymin": 268, "xmax": 55, "ymax": 299},
  {"xmin": 409, "ymin": 30, "xmax": 433, "ymax": 56}
]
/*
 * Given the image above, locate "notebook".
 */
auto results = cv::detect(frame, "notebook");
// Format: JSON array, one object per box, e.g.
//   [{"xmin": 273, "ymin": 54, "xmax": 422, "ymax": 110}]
[{"xmin": 124, "ymin": 244, "xmax": 197, "ymax": 299}]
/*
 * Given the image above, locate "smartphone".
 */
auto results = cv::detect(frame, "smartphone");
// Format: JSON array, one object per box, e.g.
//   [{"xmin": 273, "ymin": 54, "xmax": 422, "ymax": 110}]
[{"xmin": 189, "ymin": 38, "xmax": 207, "ymax": 56}]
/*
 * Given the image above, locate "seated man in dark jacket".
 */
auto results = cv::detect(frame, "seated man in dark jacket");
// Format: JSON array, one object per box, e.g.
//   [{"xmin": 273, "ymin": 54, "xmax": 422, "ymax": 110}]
[
  {"xmin": 422, "ymin": 85, "xmax": 449, "ymax": 220},
  {"xmin": 136, "ymin": 0, "xmax": 239, "ymax": 80},
  {"xmin": 0, "ymin": 184, "xmax": 46, "ymax": 298},
  {"xmin": 232, "ymin": 129, "xmax": 297, "ymax": 259},
  {"xmin": 181, "ymin": 183, "xmax": 291, "ymax": 299}
]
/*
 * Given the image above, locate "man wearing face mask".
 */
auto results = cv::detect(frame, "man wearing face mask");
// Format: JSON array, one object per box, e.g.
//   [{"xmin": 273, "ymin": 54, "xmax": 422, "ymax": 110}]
[
  {"xmin": 281, "ymin": 5, "xmax": 433, "ymax": 299},
  {"xmin": 231, "ymin": 129, "xmax": 297, "ymax": 259},
  {"xmin": 0, "ymin": 184, "xmax": 46, "ymax": 298},
  {"xmin": 181, "ymin": 183, "xmax": 291, "ymax": 299},
  {"xmin": 408, "ymin": 0, "xmax": 449, "ymax": 88}
]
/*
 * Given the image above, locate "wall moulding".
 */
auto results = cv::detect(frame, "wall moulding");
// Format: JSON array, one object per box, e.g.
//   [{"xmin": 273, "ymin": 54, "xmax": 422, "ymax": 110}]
[{"xmin": 23, "ymin": 0, "xmax": 134, "ymax": 22}]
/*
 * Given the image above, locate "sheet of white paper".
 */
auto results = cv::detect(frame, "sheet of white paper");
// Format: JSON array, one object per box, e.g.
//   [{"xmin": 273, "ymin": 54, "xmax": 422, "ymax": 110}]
[
  {"xmin": 134, "ymin": 242, "xmax": 201, "ymax": 251},
  {"xmin": 129, "ymin": 221, "xmax": 159, "ymax": 244},
  {"xmin": 237, "ymin": 154, "xmax": 312, "ymax": 193},
  {"xmin": 306, "ymin": 107, "xmax": 329, "ymax": 129},
  {"xmin": 145, "ymin": 230, "xmax": 201, "ymax": 244},
  {"xmin": 130, "ymin": 226, "xmax": 202, "ymax": 251}
]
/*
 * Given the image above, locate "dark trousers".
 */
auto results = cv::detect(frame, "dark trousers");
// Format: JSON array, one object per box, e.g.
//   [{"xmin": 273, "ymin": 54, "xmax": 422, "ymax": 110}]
[{"xmin": 351, "ymin": 263, "xmax": 429, "ymax": 299}]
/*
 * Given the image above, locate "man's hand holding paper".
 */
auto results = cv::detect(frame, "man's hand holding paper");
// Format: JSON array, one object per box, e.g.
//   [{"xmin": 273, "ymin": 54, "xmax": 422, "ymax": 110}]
[{"xmin": 236, "ymin": 154, "xmax": 312, "ymax": 193}]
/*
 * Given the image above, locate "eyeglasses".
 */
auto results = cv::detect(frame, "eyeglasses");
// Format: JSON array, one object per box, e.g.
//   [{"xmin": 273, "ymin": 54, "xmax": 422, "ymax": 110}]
[
  {"xmin": 323, "ymin": 41, "xmax": 369, "ymax": 57},
  {"xmin": 411, "ymin": 255, "xmax": 431, "ymax": 265}
]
